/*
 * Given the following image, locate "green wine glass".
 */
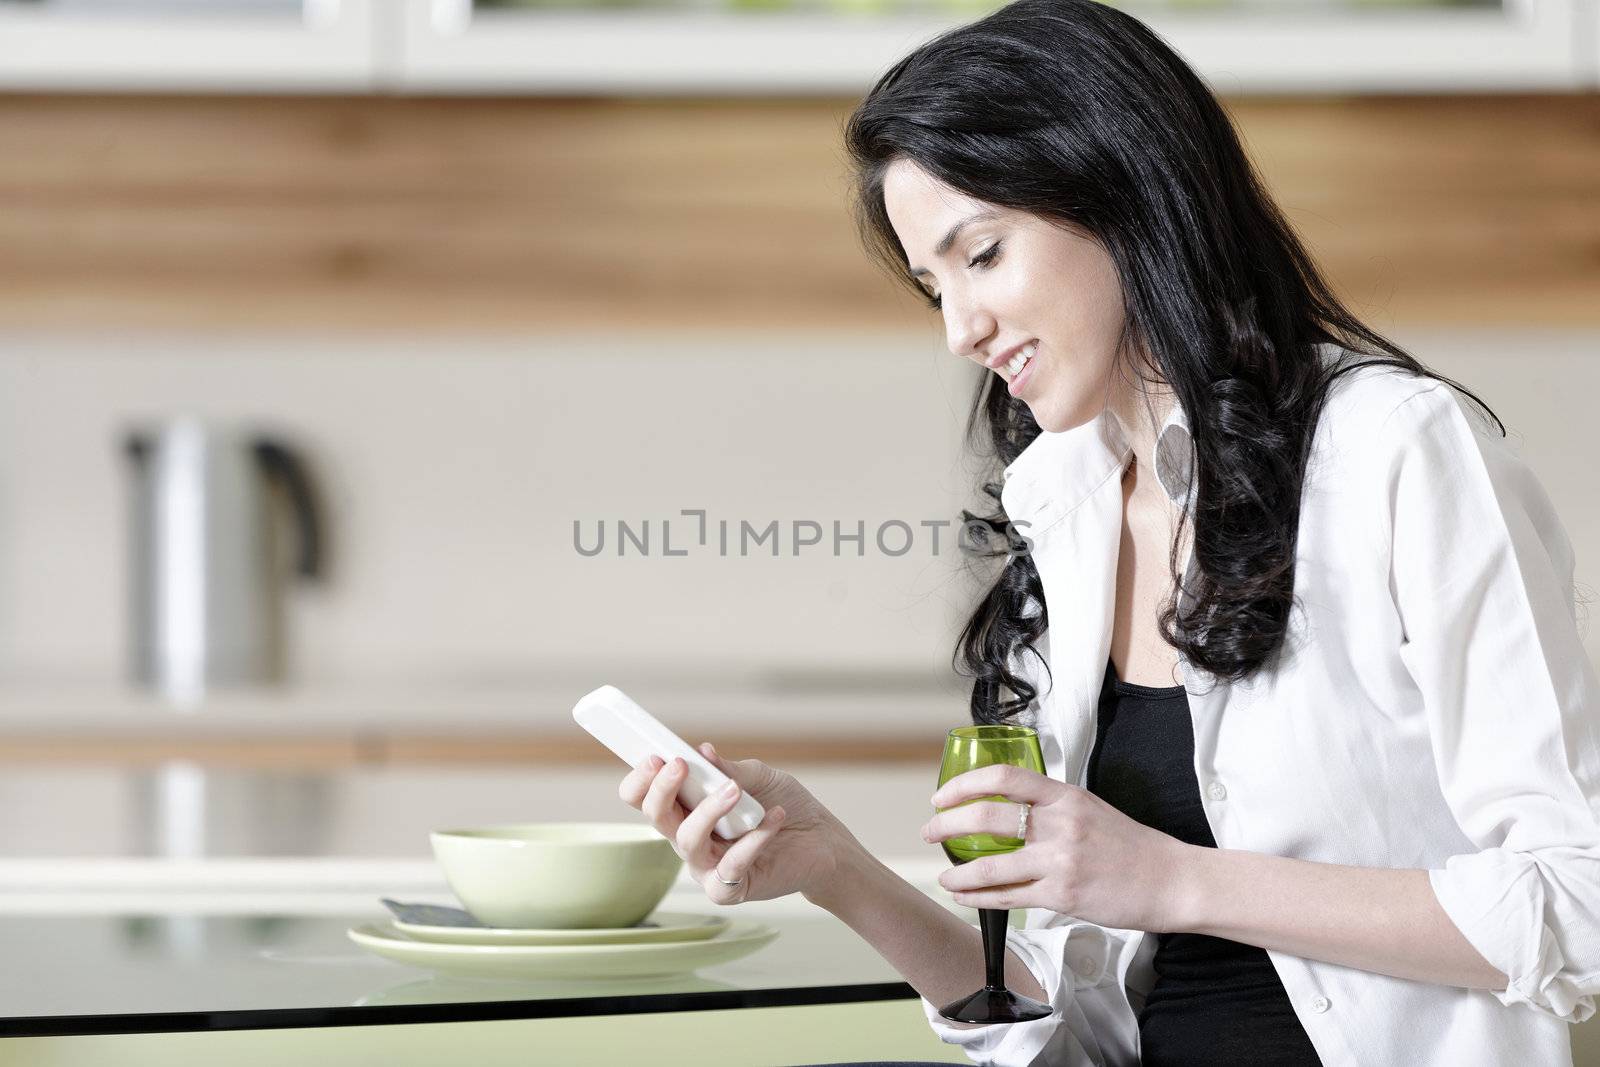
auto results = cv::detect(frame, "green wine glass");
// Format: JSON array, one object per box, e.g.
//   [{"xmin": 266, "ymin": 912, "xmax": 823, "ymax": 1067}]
[{"xmin": 935, "ymin": 724, "xmax": 1052, "ymax": 1024}]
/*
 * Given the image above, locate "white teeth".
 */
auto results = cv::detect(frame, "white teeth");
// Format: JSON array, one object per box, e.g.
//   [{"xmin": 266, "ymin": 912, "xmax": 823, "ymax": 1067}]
[{"xmin": 1003, "ymin": 342, "xmax": 1037, "ymax": 378}]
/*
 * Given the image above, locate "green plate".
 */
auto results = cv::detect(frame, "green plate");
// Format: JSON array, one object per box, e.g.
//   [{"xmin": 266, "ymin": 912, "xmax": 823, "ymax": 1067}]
[
  {"xmin": 392, "ymin": 911, "xmax": 729, "ymax": 946},
  {"xmin": 349, "ymin": 920, "xmax": 779, "ymax": 980}
]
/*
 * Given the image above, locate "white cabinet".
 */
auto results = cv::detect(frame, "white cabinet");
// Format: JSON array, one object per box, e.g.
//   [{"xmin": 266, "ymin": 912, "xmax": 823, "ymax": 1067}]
[
  {"xmin": 1589, "ymin": 0, "xmax": 1600, "ymax": 83},
  {"xmin": 0, "ymin": 0, "xmax": 379, "ymax": 92},
  {"xmin": 393, "ymin": 0, "xmax": 1596, "ymax": 95},
  {"xmin": 0, "ymin": 0, "xmax": 1592, "ymax": 93},
  {"xmin": 1144, "ymin": 0, "xmax": 1591, "ymax": 93},
  {"xmin": 392, "ymin": 1, "xmax": 966, "ymax": 94}
]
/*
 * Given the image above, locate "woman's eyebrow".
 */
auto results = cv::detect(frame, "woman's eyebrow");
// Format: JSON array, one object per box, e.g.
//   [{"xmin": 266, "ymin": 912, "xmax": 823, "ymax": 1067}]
[{"xmin": 908, "ymin": 209, "xmax": 1003, "ymax": 278}]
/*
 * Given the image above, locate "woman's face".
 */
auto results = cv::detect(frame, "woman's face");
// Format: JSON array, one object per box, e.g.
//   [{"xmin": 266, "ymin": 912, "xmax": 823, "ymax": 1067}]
[{"xmin": 881, "ymin": 158, "xmax": 1131, "ymax": 434}]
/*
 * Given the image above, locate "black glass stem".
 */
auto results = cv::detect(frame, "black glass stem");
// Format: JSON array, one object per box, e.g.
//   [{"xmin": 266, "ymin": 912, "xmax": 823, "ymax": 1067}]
[
  {"xmin": 936, "ymin": 907, "xmax": 1051, "ymax": 1024},
  {"xmin": 980, "ymin": 908, "xmax": 1010, "ymax": 991}
]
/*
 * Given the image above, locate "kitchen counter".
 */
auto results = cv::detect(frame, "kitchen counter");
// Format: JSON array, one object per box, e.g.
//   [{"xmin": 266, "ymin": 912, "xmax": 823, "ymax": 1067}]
[
  {"xmin": 0, "ymin": 890, "xmax": 935, "ymax": 1033},
  {"xmin": 0, "ymin": 859, "xmax": 970, "ymax": 1066},
  {"xmin": 4, "ymin": 858, "xmax": 1599, "ymax": 1066}
]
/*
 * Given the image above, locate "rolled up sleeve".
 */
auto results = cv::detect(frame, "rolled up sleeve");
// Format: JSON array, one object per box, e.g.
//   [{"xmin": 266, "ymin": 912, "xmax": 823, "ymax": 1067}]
[
  {"xmin": 1383, "ymin": 383, "xmax": 1600, "ymax": 1023},
  {"xmin": 918, "ymin": 916, "xmax": 1141, "ymax": 1066}
]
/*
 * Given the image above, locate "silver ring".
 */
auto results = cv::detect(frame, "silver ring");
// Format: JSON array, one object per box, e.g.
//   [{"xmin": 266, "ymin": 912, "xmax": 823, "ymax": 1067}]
[
  {"xmin": 716, "ymin": 871, "xmax": 743, "ymax": 888},
  {"xmin": 1017, "ymin": 802, "xmax": 1031, "ymax": 842}
]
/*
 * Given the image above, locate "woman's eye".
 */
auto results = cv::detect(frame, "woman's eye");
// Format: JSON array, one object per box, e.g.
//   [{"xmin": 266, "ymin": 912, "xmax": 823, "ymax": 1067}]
[
  {"xmin": 969, "ymin": 242, "xmax": 1002, "ymax": 268},
  {"xmin": 921, "ymin": 243, "xmax": 999, "ymax": 311}
]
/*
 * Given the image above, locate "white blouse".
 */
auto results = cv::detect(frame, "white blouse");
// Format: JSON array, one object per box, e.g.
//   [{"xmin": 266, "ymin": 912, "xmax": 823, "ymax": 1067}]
[{"xmin": 920, "ymin": 351, "xmax": 1600, "ymax": 1066}]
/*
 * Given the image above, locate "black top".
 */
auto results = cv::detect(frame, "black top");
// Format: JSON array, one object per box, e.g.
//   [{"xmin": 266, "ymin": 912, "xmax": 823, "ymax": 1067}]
[{"xmin": 1086, "ymin": 658, "xmax": 1323, "ymax": 1066}]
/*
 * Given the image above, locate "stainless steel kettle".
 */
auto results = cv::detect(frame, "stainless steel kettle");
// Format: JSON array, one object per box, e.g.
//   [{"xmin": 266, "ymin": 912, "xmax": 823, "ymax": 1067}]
[{"xmin": 124, "ymin": 418, "xmax": 324, "ymax": 701}]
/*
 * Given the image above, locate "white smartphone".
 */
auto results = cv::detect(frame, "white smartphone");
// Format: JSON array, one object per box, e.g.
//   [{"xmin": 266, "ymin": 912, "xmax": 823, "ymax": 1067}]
[{"xmin": 573, "ymin": 684, "xmax": 766, "ymax": 841}]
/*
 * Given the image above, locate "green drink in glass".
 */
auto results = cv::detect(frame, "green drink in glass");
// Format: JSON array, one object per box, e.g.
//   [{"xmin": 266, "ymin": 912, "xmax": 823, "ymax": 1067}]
[{"xmin": 935, "ymin": 724, "xmax": 1052, "ymax": 1024}]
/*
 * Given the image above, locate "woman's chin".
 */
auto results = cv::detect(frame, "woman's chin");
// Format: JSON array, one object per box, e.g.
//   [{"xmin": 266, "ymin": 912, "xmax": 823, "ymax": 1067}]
[
  {"xmin": 1029, "ymin": 398, "xmax": 1097, "ymax": 435},
  {"xmin": 1024, "ymin": 398, "xmax": 1065, "ymax": 433}
]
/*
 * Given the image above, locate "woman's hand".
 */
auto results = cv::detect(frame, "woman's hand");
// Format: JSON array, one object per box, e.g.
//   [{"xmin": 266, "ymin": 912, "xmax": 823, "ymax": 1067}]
[
  {"xmin": 617, "ymin": 743, "xmax": 852, "ymax": 907},
  {"xmin": 922, "ymin": 764, "xmax": 1199, "ymax": 932}
]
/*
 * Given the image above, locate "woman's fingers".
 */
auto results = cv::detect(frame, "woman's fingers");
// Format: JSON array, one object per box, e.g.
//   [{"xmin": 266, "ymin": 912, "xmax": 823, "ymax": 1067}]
[
  {"xmin": 618, "ymin": 755, "xmax": 665, "ymax": 808},
  {"xmin": 940, "ymin": 853, "xmax": 1040, "ymax": 894},
  {"xmin": 699, "ymin": 742, "xmax": 777, "ymax": 795},
  {"xmin": 674, "ymin": 775, "xmax": 745, "ymax": 869},
  {"xmin": 641, "ymin": 757, "xmax": 693, "ymax": 843},
  {"xmin": 945, "ymin": 881, "xmax": 1040, "ymax": 911},
  {"xmin": 922, "ymin": 799, "xmax": 1029, "ymax": 844},
  {"xmin": 931, "ymin": 764, "xmax": 1058, "ymax": 808},
  {"xmin": 710, "ymin": 805, "xmax": 786, "ymax": 897}
]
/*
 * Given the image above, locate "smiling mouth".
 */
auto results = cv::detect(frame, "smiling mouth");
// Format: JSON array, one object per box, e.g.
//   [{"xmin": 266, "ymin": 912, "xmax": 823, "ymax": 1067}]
[{"xmin": 1002, "ymin": 341, "xmax": 1037, "ymax": 382}]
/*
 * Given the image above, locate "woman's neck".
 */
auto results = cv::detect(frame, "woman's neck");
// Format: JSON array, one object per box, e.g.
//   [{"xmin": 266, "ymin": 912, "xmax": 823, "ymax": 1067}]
[{"xmin": 1107, "ymin": 379, "xmax": 1177, "ymax": 504}]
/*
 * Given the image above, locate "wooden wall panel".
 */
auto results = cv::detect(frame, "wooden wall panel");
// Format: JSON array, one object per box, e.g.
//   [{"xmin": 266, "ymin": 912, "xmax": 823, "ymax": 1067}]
[
  {"xmin": 0, "ymin": 93, "xmax": 1595, "ymax": 332},
  {"xmin": 1232, "ymin": 96, "xmax": 1600, "ymax": 330}
]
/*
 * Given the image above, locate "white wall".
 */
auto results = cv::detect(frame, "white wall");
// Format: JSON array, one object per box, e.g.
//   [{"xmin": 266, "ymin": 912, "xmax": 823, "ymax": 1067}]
[
  {"xmin": 0, "ymin": 332, "xmax": 983, "ymax": 690},
  {"xmin": 0, "ymin": 328, "xmax": 1594, "ymax": 696}
]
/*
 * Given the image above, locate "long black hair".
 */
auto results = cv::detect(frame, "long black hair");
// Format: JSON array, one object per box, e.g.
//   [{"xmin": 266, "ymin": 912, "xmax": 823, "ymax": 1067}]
[{"xmin": 843, "ymin": 0, "xmax": 1501, "ymax": 724}]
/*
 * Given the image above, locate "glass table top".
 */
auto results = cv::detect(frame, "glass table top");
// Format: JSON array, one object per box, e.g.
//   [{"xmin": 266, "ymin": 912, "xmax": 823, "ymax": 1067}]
[{"xmin": 0, "ymin": 892, "xmax": 930, "ymax": 1037}]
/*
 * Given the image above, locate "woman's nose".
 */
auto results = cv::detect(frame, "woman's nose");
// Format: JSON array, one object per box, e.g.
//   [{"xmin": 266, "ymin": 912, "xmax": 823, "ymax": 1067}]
[{"xmin": 942, "ymin": 296, "xmax": 996, "ymax": 363}]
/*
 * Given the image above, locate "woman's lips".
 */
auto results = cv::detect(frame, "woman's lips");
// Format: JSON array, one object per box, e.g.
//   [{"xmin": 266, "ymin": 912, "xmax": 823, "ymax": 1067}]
[{"xmin": 1007, "ymin": 346, "xmax": 1038, "ymax": 398}]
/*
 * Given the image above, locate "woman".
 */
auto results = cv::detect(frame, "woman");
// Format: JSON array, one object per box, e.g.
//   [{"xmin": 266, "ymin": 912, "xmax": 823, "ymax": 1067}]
[{"xmin": 618, "ymin": 2, "xmax": 1600, "ymax": 1064}]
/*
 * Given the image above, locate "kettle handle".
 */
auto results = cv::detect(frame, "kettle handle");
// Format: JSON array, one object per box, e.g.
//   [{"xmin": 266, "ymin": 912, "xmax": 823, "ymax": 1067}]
[{"xmin": 253, "ymin": 439, "xmax": 323, "ymax": 580}]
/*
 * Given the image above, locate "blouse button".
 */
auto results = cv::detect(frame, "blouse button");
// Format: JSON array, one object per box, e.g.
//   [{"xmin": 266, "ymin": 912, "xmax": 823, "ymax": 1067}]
[
  {"xmin": 1206, "ymin": 781, "xmax": 1228, "ymax": 801},
  {"xmin": 1072, "ymin": 955, "xmax": 1098, "ymax": 979},
  {"xmin": 1310, "ymin": 995, "xmax": 1331, "ymax": 1014}
]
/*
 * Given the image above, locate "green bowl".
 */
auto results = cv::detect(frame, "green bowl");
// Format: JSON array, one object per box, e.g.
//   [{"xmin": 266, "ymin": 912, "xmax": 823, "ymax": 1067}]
[{"xmin": 430, "ymin": 823, "xmax": 683, "ymax": 929}]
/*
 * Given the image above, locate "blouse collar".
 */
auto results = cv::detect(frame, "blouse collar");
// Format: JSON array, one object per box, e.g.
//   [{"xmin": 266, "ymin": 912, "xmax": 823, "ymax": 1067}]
[{"xmin": 1000, "ymin": 401, "xmax": 1193, "ymax": 525}]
